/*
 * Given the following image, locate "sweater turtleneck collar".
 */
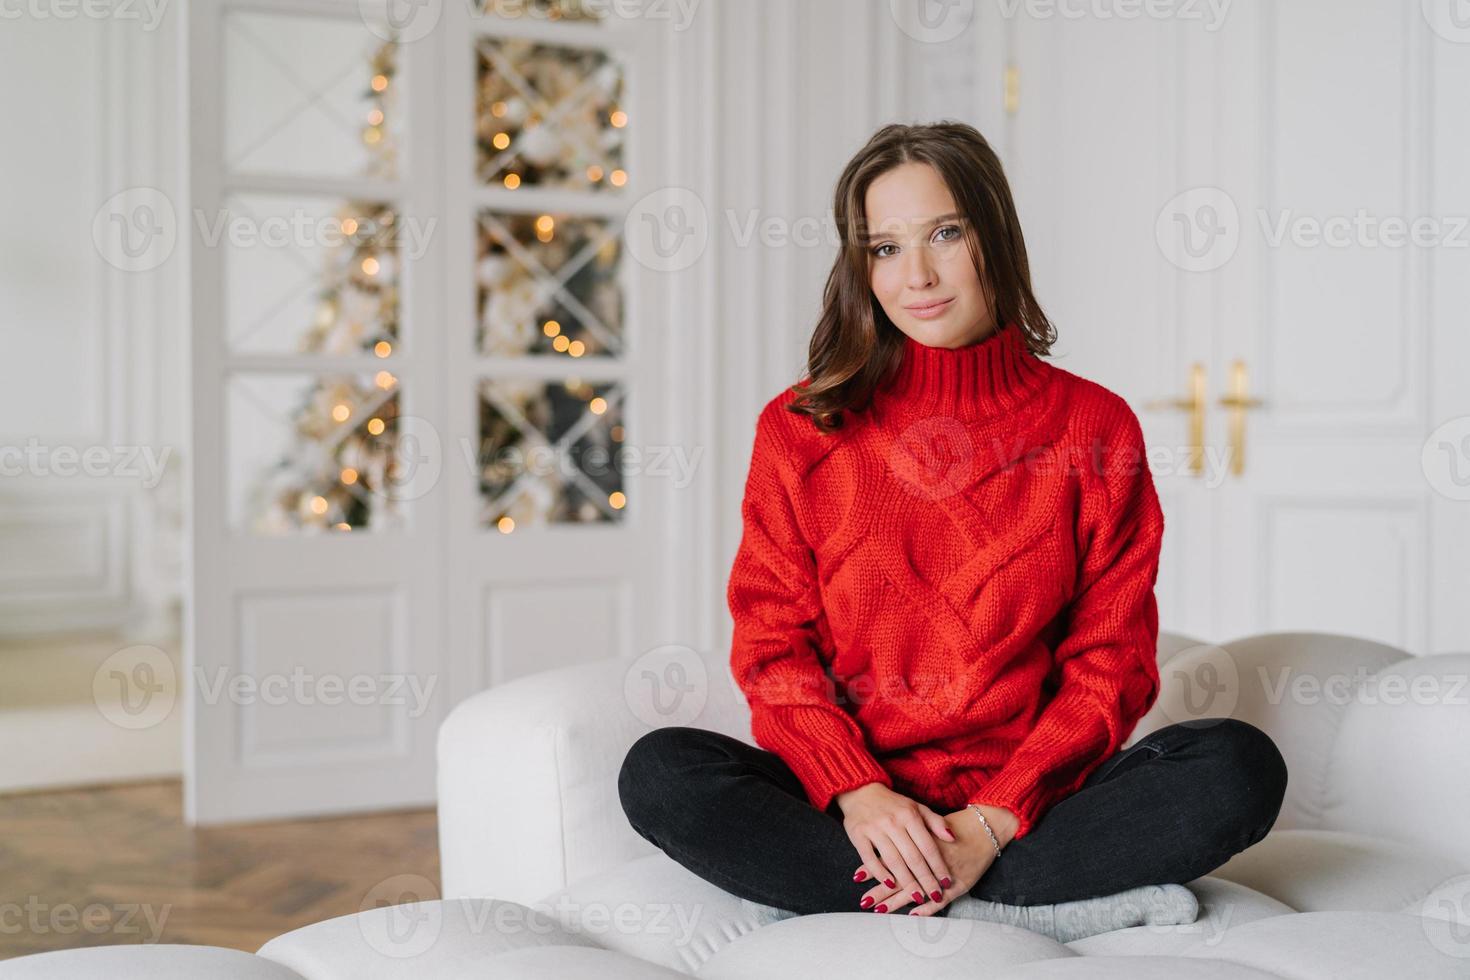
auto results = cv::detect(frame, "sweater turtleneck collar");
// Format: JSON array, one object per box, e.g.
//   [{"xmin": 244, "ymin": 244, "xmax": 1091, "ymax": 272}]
[{"xmin": 873, "ymin": 321, "xmax": 1052, "ymax": 423}]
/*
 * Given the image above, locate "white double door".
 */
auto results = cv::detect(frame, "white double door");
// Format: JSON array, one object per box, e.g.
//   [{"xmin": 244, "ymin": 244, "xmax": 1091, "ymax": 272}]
[
  {"xmin": 183, "ymin": 0, "xmax": 682, "ymax": 823},
  {"xmin": 1007, "ymin": 0, "xmax": 1470, "ymax": 654}
]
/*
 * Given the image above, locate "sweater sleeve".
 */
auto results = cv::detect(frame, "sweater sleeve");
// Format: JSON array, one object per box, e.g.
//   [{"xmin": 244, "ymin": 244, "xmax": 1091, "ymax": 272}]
[
  {"xmin": 967, "ymin": 405, "xmax": 1164, "ymax": 840},
  {"xmin": 727, "ymin": 403, "xmax": 893, "ymax": 813}
]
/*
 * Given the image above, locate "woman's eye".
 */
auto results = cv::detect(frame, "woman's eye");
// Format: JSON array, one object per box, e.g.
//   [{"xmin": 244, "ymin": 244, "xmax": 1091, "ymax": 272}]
[
  {"xmin": 872, "ymin": 244, "xmax": 897, "ymax": 258},
  {"xmin": 935, "ymin": 224, "xmax": 961, "ymax": 243}
]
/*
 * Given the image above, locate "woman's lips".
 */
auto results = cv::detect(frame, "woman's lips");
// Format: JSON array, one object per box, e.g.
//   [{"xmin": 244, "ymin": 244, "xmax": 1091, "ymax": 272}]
[{"xmin": 905, "ymin": 297, "xmax": 954, "ymax": 319}]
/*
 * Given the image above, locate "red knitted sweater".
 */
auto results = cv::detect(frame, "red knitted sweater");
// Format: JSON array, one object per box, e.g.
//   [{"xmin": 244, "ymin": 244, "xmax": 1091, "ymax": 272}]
[{"xmin": 726, "ymin": 322, "xmax": 1165, "ymax": 840}]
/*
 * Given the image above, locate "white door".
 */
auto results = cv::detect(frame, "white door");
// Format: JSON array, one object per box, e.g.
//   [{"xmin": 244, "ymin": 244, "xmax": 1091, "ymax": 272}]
[
  {"xmin": 1204, "ymin": 0, "xmax": 1470, "ymax": 653},
  {"xmin": 1007, "ymin": 0, "xmax": 1470, "ymax": 654},
  {"xmin": 186, "ymin": 0, "xmax": 678, "ymax": 823}
]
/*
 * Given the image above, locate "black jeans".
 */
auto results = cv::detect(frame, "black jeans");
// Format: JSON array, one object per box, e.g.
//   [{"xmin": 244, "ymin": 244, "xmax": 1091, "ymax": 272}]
[{"xmin": 617, "ymin": 717, "xmax": 1287, "ymax": 915}]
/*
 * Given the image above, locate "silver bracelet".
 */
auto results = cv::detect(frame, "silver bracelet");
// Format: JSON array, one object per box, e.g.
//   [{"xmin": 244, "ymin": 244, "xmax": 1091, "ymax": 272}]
[{"xmin": 968, "ymin": 804, "xmax": 1003, "ymax": 858}]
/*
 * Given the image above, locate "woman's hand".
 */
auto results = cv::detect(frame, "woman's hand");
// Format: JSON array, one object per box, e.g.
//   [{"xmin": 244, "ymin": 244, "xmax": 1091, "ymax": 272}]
[
  {"xmin": 834, "ymin": 783, "xmax": 959, "ymax": 913},
  {"xmin": 842, "ymin": 793, "xmax": 1020, "ymax": 915}
]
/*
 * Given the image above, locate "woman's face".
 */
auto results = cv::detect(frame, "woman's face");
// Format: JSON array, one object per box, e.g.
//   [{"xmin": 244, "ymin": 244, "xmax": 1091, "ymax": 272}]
[{"xmin": 864, "ymin": 161, "xmax": 995, "ymax": 348}]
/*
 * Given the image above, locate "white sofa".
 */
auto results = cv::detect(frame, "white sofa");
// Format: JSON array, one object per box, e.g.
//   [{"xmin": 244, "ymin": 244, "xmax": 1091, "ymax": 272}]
[{"xmin": 5, "ymin": 631, "xmax": 1470, "ymax": 979}]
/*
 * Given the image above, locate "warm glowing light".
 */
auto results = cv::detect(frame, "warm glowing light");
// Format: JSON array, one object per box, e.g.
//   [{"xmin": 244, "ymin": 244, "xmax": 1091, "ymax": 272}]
[
  {"xmin": 367, "ymin": 108, "xmax": 384, "ymax": 125},
  {"xmin": 610, "ymin": 109, "xmax": 627, "ymax": 128},
  {"xmin": 371, "ymin": 74, "xmax": 389, "ymax": 92},
  {"xmin": 340, "ymin": 468, "xmax": 359, "ymax": 485},
  {"xmin": 363, "ymin": 127, "xmax": 382, "ymax": 145},
  {"xmin": 568, "ymin": 340, "xmax": 585, "ymax": 357},
  {"xmin": 552, "ymin": 335, "xmax": 570, "ymax": 352},
  {"xmin": 310, "ymin": 495, "xmax": 329, "ymax": 515},
  {"xmin": 535, "ymin": 215, "xmax": 555, "ymax": 234},
  {"xmin": 374, "ymin": 340, "xmax": 392, "ymax": 357},
  {"xmin": 367, "ymin": 417, "xmax": 385, "ymax": 435},
  {"xmin": 589, "ymin": 397, "xmax": 607, "ymax": 415},
  {"xmin": 610, "ymin": 425, "xmax": 624, "ymax": 441},
  {"xmin": 375, "ymin": 371, "xmax": 396, "ymax": 389},
  {"xmin": 497, "ymin": 516, "xmax": 515, "ymax": 533},
  {"xmin": 609, "ymin": 491, "xmax": 626, "ymax": 509},
  {"xmin": 335, "ymin": 522, "xmax": 351, "ymax": 530},
  {"xmin": 542, "ymin": 320, "xmax": 561, "ymax": 337},
  {"xmin": 491, "ymin": 100, "xmax": 508, "ymax": 117},
  {"xmin": 586, "ymin": 165, "xmax": 604, "ymax": 182},
  {"xmin": 492, "ymin": 132, "xmax": 510, "ymax": 150},
  {"xmin": 332, "ymin": 404, "xmax": 351, "ymax": 422},
  {"xmin": 361, "ymin": 256, "xmax": 380, "ymax": 276},
  {"xmin": 342, "ymin": 218, "xmax": 359, "ymax": 236},
  {"xmin": 609, "ymin": 169, "xmax": 627, "ymax": 187},
  {"xmin": 504, "ymin": 173, "xmax": 521, "ymax": 189}
]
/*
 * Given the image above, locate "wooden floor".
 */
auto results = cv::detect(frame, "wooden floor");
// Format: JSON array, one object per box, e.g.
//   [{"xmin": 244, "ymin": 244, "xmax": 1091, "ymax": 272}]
[{"xmin": 0, "ymin": 780, "xmax": 439, "ymax": 960}]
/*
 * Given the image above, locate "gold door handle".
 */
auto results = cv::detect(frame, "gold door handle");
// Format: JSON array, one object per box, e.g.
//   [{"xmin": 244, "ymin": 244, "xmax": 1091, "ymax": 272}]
[
  {"xmin": 1144, "ymin": 362, "xmax": 1206, "ymax": 476},
  {"xmin": 1216, "ymin": 360, "xmax": 1264, "ymax": 476}
]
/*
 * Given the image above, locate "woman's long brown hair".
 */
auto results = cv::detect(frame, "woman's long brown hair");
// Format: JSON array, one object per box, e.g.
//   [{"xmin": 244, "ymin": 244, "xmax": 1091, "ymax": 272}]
[{"xmin": 788, "ymin": 121, "xmax": 1057, "ymax": 433}]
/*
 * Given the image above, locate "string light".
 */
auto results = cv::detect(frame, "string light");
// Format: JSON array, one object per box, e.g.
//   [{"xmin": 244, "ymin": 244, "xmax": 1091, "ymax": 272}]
[
  {"xmin": 497, "ymin": 516, "xmax": 515, "ymax": 533},
  {"xmin": 371, "ymin": 73, "xmax": 389, "ymax": 92},
  {"xmin": 341, "ymin": 467, "xmax": 359, "ymax": 485},
  {"xmin": 332, "ymin": 404, "xmax": 352, "ymax": 422},
  {"xmin": 492, "ymin": 132, "xmax": 510, "ymax": 150},
  {"xmin": 310, "ymin": 496, "xmax": 329, "ymax": 515},
  {"xmin": 367, "ymin": 417, "xmax": 385, "ymax": 435},
  {"xmin": 504, "ymin": 173, "xmax": 521, "ymax": 189},
  {"xmin": 374, "ymin": 340, "xmax": 393, "ymax": 357},
  {"xmin": 552, "ymin": 335, "xmax": 570, "ymax": 352},
  {"xmin": 361, "ymin": 256, "xmax": 380, "ymax": 276},
  {"xmin": 609, "ymin": 169, "xmax": 627, "ymax": 187},
  {"xmin": 609, "ymin": 109, "xmax": 627, "ymax": 128},
  {"xmin": 589, "ymin": 396, "xmax": 607, "ymax": 415},
  {"xmin": 375, "ymin": 370, "xmax": 396, "ymax": 390},
  {"xmin": 609, "ymin": 491, "xmax": 626, "ymax": 509},
  {"xmin": 568, "ymin": 340, "xmax": 585, "ymax": 357},
  {"xmin": 542, "ymin": 320, "xmax": 561, "ymax": 337}
]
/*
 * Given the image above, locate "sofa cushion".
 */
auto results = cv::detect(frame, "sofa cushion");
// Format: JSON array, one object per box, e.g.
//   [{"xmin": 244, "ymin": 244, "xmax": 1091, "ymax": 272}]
[
  {"xmin": 1208, "ymin": 828, "xmax": 1465, "ymax": 914},
  {"xmin": 1176, "ymin": 910, "xmax": 1468, "ymax": 979},
  {"xmin": 694, "ymin": 915, "xmax": 1075, "ymax": 979},
  {"xmin": 256, "ymin": 898, "xmax": 600, "ymax": 980},
  {"xmin": 536, "ymin": 852, "xmax": 763, "ymax": 974},
  {"xmin": 0, "ymin": 945, "xmax": 305, "ymax": 980}
]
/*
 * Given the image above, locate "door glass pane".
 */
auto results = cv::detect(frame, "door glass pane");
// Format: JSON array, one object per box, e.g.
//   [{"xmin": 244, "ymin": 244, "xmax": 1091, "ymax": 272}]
[
  {"xmin": 223, "ymin": 194, "xmax": 404, "ymax": 356},
  {"xmin": 223, "ymin": 11, "xmax": 400, "ymax": 180},
  {"xmin": 475, "ymin": 37, "xmax": 626, "ymax": 191},
  {"xmin": 227, "ymin": 372, "xmax": 409, "ymax": 535},
  {"xmin": 476, "ymin": 209, "xmax": 622, "ymax": 357},
  {"xmin": 475, "ymin": 378, "xmax": 627, "ymax": 529}
]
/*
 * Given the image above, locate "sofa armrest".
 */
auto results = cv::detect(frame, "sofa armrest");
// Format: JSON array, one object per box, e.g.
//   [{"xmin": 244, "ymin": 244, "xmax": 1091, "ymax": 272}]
[{"xmin": 436, "ymin": 649, "xmax": 751, "ymax": 904}]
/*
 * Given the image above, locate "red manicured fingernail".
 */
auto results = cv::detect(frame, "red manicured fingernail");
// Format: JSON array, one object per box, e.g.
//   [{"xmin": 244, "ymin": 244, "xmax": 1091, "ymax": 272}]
[
  {"xmin": 853, "ymin": 870, "xmax": 867, "ymax": 882},
  {"xmin": 930, "ymin": 889, "xmax": 942, "ymax": 901},
  {"xmin": 860, "ymin": 896, "xmax": 874, "ymax": 909},
  {"xmin": 884, "ymin": 878, "xmax": 896, "ymax": 888},
  {"xmin": 911, "ymin": 890, "xmax": 923, "ymax": 903},
  {"xmin": 874, "ymin": 903, "xmax": 888, "ymax": 913},
  {"xmin": 940, "ymin": 877, "xmax": 952, "ymax": 888}
]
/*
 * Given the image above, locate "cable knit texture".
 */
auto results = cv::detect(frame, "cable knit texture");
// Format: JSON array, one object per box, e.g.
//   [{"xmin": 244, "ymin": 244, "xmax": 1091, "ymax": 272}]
[{"xmin": 726, "ymin": 322, "xmax": 1165, "ymax": 839}]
